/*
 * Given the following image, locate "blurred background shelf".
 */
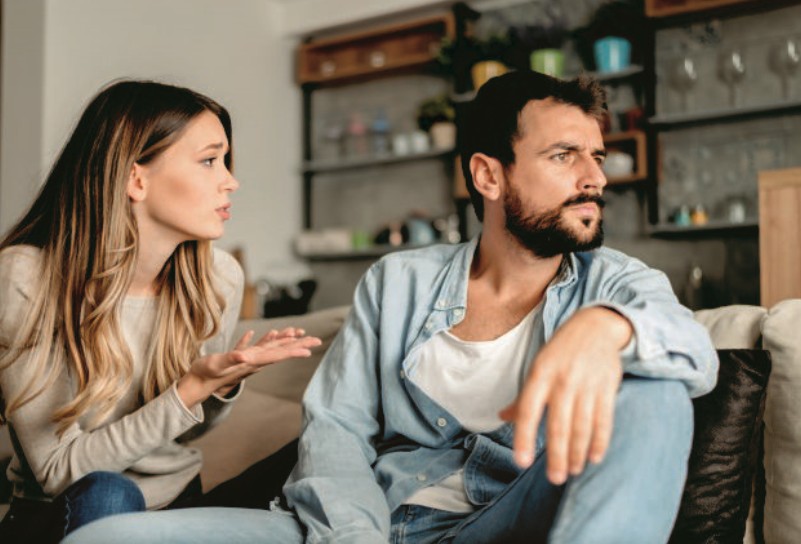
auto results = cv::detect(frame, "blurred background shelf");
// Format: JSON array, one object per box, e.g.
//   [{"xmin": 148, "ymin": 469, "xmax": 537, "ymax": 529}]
[
  {"xmin": 302, "ymin": 147, "xmax": 455, "ymax": 174},
  {"xmin": 298, "ymin": 243, "xmax": 437, "ymax": 262},
  {"xmin": 649, "ymin": 220, "xmax": 758, "ymax": 238}
]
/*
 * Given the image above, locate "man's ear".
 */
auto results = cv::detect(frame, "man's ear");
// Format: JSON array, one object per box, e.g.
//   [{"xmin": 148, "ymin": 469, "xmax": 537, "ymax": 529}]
[
  {"xmin": 469, "ymin": 153, "xmax": 505, "ymax": 202},
  {"xmin": 127, "ymin": 163, "xmax": 148, "ymax": 202}
]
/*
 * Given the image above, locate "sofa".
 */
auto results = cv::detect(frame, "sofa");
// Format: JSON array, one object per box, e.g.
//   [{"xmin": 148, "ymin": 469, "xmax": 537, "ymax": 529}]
[{"xmin": 0, "ymin": 301, "xmax": 798, "ymax": 543}]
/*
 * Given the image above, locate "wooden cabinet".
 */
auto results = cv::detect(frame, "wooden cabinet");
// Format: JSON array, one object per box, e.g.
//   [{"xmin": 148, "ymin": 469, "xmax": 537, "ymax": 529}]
[
  {"xmin": 645, "ymin": 0, "xmax": 755, "ymax": 18},
  {"xmin": 297, "ymin": 15, "xmax": 454, "ymax": 85},
  {"xmin": 759, "ymin": 167, "xmax": 801, "ymax": 307}
]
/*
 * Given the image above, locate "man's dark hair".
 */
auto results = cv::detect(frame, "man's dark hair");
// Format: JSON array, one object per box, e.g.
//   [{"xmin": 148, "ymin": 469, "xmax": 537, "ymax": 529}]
[{"xmin": 459, "ymin": 70, "xmax": 607, "ymax": 221}]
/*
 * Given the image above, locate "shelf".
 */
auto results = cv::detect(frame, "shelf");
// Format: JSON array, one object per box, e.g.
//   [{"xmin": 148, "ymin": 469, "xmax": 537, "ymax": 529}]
[
  {"xmin": 450, "ymin": 65, "xmax": 644, "ymax": 105},
  {"xmin": 587, "ymin": 65, "xmax": 644, "ymax": 83},
  {"xmin": 297, "ymin": 14, "xmax": 454, "ymax": 85},
  {"xmin": 299, "ymin": 243, "xmax": 437, "ymax": 262},
  {"xmin": 302, "ymin": 147, "xmax": 455, "ymax": 174},
  {"xmin": 649, "ymin": 220, "xmax": 758, "ymax": 238},
  {"xmin": 650, "ymin": 99, "xmax": 801, "ymax": 128},
  {"xmin": 603, "ymin": 130, "xmax": 647, "ymax": 184},
  {"xmin": 645, "ymin": 0, "xmax": 753, "ymax": 18}
]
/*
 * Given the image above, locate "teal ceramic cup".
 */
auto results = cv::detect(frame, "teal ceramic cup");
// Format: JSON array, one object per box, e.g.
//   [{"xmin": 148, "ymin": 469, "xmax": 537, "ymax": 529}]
[{"xmin": 594, "ymin": 37, "xmax": 631, "ymax": 73}]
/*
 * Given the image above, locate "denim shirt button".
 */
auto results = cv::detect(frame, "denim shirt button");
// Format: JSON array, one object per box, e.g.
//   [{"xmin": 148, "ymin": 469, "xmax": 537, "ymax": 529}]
[
  {"xmin": 453, "ymin": 308, "xmax": 464, "ymax": 318},
  {"xmin": 436, "ymin": 417, "xmax": 447, "ymax": 428},
  {"xmin": 425, "ymin": 320, "xmax": 434, "ymax": 331},
  {"xmin": 399, "ymin": 370, "xmax": 406, "ymax": 379},
  {"xmin": 417, "ymin": 473, "xmax": 427, "ymax": 482}
]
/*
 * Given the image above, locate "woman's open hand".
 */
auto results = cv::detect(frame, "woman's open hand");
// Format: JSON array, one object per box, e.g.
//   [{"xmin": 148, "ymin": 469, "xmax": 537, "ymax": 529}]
[{"xmin": 177, "ymin": 327, "xmax": 322, "ymax": 408}]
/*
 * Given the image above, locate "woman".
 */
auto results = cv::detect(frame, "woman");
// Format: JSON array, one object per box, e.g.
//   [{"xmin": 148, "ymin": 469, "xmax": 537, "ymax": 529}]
[{"xmin": 0, "ymin": 80, "xmax": 321, "ymax": 542}]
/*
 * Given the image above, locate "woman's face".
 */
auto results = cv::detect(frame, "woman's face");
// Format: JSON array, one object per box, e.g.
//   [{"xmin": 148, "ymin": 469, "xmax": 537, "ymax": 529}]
[{"xmin": 129, "ymin": 110, "xmax": 238, "ymax": 246}]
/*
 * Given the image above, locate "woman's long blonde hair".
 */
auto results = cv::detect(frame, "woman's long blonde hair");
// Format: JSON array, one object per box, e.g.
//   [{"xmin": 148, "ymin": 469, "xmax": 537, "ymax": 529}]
[{"xmin": 0, "ymin": 80, "xmax": 234, "ymax": 432}]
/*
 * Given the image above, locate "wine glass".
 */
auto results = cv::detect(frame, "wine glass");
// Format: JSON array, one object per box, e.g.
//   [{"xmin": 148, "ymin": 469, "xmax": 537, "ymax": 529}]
[
  {"xmin": 668, "ymin": 56, "xmax": 698, "ymax": 113},
  {"xmin": 769, "ymin": 38, "xmax": 801, "ymax": 100},
  {"xmin": 718, "ymin": 48, "xmax": 746, "ymax": 108}
]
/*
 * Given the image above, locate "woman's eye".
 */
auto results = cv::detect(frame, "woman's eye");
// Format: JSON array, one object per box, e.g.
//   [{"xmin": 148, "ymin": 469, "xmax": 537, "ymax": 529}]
[{"xmin": 201, "ymin": 157, "xmax": 216, "ymax": 167}]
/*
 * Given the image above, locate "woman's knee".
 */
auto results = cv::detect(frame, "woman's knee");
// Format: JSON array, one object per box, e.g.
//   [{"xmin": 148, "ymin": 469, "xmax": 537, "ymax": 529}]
[{"xmin": 60, "ymin": 471, "xmax": 145, "ymax": 535}]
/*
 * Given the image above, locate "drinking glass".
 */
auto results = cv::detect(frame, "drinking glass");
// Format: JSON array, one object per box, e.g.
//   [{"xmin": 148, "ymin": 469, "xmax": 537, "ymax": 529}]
[
  {"xmin": 770, "ymin": 38, "xmax": 801, "ymax": 100},
  {"xmin": 718, "ymin": 48, "xmax": 746, "ymax": 108},
  {"xmin": 668, "ymin": 56, "xmax": 698, "ymax": 112}
]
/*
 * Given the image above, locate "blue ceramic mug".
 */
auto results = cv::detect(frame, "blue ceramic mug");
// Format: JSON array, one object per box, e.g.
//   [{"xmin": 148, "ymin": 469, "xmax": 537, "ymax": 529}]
[{"xmin": 594, "ymin": 37, "xmax": 631, "ymax": 73}]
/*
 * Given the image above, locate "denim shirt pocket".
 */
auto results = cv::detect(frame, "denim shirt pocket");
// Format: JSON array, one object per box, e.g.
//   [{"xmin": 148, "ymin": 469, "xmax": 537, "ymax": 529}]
[{"xmin": 462, "ymin": 433, "xmax": 524, "ymax": 506}]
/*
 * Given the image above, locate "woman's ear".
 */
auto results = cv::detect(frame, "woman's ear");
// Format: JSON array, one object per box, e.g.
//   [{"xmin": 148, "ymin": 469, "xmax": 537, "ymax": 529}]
[
  {"xmin": 127, "ymin": 163, "xmax": 147, "ymax": 202},
  {"xmin": 469, "ymin": 153, "xmax": 504, "ymax": 203}
]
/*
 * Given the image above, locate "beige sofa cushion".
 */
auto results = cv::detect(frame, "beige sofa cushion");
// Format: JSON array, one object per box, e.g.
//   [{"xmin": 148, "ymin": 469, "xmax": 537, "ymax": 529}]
[
  {"xmin": 761, "ymin": 299, "xmax": 801, "ymax": 544},
  {"xmin": 236, "ymin": 305, "xmax": 349, "ymax": 403},
  {"xmin": 191, "ymin": 389, "xmax": 302, "ymax": 491},
  {"xmin": 694, "ymin": 305, "xmax": 766, "ymax": 349}
]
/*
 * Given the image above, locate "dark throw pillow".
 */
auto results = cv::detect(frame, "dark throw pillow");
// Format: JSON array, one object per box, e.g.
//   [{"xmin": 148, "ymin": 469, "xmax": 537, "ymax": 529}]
[{"xmin": 669, "ymin": 349, "xmax": 771, "ymax": 544}]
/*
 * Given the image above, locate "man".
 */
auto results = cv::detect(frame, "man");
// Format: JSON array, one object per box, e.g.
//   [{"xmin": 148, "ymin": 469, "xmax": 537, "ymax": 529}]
[{"xmin": 66, "ymin": 71, "xmax": 718, "ymax": 544}]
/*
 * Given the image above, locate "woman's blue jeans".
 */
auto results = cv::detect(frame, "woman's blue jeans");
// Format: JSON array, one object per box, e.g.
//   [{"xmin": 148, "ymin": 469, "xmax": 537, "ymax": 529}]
[{"xmin": 0, "ymin": 471, "xmax": 145, "ymax": 543}]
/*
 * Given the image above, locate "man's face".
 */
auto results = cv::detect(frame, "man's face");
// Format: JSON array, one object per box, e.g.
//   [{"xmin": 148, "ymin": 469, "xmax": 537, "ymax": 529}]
[{"xmin": 502, "ymin": 99, "xmax": 607, "ymax": 258}]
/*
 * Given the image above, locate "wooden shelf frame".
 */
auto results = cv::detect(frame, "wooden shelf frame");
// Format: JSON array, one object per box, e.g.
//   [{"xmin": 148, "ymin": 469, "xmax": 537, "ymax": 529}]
[
  {"xmin": 297, "ymin": 14, "xmax": 455, "ymax": 85},
  {"xmin": 603, "ymin": 130, "xmax": 648, "ymax": 185},
  {"xmin": 645, "ymin": 0, "xmax": 754, "ymax": 18}
]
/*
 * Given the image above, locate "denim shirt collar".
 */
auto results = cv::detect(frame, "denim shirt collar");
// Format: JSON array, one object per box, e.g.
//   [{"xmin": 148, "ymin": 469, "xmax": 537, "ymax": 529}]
[{"xmin": 437, "ymin": 235, "xmax": 580, "ymax": 312}]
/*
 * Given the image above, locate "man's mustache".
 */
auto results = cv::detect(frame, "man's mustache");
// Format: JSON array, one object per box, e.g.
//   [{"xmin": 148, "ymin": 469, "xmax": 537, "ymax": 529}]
[{"xmin": 562, "ymin": 193, "xmax": 606, "ymax": 209}]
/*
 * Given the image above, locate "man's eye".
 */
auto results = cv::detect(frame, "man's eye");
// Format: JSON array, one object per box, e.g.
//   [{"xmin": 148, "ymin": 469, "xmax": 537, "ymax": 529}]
[
  {"xmin": 595, "ymin": 156, "xmax": 606, "ymax": 165},
  {"xmin": 552, "ymin": 152, "xmax": 569, "ymax": 162}
]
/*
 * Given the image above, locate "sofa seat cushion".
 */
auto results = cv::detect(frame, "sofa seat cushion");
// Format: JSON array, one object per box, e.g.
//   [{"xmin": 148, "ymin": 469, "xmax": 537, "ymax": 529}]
[
  {"xmin": 190, "ymin": 389, "xmax": 302, "ymax": 492},
  {"xmin": 760, "ymin": 299, "xmax": 801, "ymax": 544}
]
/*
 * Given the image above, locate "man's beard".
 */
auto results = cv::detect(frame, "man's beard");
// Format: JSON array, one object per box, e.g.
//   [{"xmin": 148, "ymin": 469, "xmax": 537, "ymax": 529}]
[{"xmin": 504, "ymin": 185, "xmax": 605, "ymax": 258}]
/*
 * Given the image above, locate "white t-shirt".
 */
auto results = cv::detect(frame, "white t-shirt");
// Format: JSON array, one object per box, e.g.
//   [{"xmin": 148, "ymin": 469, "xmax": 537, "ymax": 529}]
[{"xmin": 405, "ymin": 303, "xmax": 544, "ymax": 512}]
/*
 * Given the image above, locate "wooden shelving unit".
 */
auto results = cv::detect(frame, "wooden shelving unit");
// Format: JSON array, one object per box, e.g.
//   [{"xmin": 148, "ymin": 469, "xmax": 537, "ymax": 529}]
[
  {"xmin": 297, "ymin": 14, "xmax": 455, "ymax": 86},
  {"xmin": 645, "ymin": 0, "xmax": 754, "ymax": 18},
  {"xmin": 603, "ymin": 130, "xmax": 648, "ymax": 185}
]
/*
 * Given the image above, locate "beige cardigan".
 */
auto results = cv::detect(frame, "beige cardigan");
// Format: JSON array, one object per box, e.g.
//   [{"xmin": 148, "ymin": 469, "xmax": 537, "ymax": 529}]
[{"xmin": 0, "ymin": 245, "xmax": 243, "ymax": 509}]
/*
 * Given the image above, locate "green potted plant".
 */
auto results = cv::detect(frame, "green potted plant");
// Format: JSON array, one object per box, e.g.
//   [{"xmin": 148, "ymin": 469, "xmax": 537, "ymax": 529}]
[{"xmin": 417, "ymin": 94, "xmax": 456, "ymax": 150}]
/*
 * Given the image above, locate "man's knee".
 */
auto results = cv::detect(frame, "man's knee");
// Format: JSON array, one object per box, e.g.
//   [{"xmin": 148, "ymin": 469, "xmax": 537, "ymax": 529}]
[{"xmin": 615, "ymin": 377, "xmax": 693, "ymax": 450}]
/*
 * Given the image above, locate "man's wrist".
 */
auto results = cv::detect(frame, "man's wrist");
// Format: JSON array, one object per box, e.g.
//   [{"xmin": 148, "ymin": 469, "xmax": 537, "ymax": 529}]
[{"xmin": 586, "ymin": 306, "xmax": 634, "ymax": 350}]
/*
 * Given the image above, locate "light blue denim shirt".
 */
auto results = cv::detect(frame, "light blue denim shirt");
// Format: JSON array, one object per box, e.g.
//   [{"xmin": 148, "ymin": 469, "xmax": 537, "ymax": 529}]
[{"xmin": 284, "ymin": 238, "xmax": 718, "ymax": 544}]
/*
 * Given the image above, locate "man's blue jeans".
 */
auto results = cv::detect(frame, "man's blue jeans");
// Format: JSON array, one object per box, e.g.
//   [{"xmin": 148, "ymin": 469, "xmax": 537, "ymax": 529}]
[{"xmin": 64, "ymin": 378, "xmax": 693, "ymax": 544}]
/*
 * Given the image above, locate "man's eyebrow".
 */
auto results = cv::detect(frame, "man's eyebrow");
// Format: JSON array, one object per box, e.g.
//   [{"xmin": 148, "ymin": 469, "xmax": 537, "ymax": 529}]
[{"xmin": 537, "ymin": 141, "xmax": 581, "ymax": 156}]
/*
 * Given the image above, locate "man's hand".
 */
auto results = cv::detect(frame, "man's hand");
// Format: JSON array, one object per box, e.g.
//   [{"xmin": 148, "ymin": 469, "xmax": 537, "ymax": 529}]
[
  {"xmin": 499, "ymin": 307, "xmax": 632, "ymax": 485},
  {"xmin": 177, "ymin": 327, "xmax": 322, "ymax": 408}
]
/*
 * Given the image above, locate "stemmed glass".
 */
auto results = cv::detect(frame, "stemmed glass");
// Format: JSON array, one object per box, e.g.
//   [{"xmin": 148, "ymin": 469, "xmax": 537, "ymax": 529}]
[
  {"xmin": 668, "ymin": 56, "xmax": 698, "ymax": 113},
  {"xmin": 769, "ymin": 38, "xmax": 801, "ymax": 100},
  {"xmin": 718, "ymin": 48, "xmax": 746, "ymax": 108}
]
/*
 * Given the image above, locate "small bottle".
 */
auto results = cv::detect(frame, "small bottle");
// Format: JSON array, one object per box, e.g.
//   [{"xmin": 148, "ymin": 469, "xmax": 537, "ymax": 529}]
[
  {"xmin": 371, "ymin": 110, "xmax": 391, "ymax": 156},
  {"xmin": 690, "ymin": 204, "xmax": 708, "ymax": 226},
  {"xmin": 674, "ymin": 205, "xmax": 691, "ymax": 227},
  {"xmin": 346, "ymin": 112, "xmax": 369, "ymax": 157}
]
